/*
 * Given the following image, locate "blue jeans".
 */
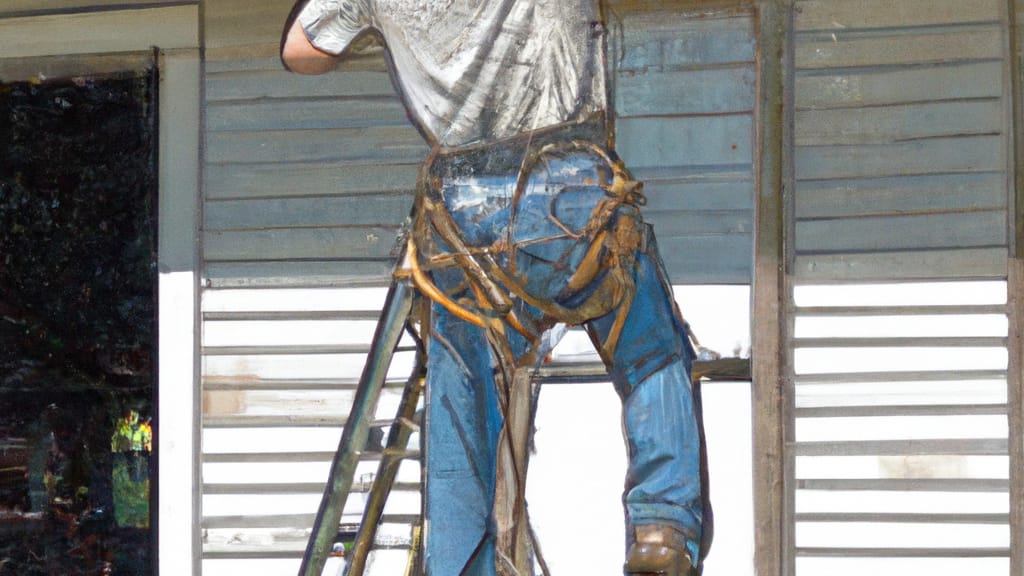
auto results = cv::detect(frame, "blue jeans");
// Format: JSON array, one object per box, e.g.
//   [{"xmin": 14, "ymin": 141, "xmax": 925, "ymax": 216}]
[{"xmin": 422, "ymin": 149, "xmax": 705, "ymax": 574}]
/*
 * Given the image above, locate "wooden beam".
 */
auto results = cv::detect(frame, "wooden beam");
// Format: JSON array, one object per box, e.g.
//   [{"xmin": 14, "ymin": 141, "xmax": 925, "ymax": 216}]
[
  {"xmin": 0, "ymin": 5, "xmax": 198, "ymax": 58},
  {"xmin": 1014, "ymin": 1, "xmax": 1024, "ymax": 257},
  {"xmin": 156, "ymin": 47, "xmax": 203, "ymax": 576},
  {"xmin": 1007, "ymin": 1, "xmax": 1024, "ymax": 572},
  {"xmin": 0, "ymin": 51, "xmax": 154, "ymax": 82},
  {"xmin": 752, "ymin": 2, "xmax": 792, "ymax": 576},
  {"xmin": 1008, "ymin": 258, "xmax": 1024, "ymax": 575}
]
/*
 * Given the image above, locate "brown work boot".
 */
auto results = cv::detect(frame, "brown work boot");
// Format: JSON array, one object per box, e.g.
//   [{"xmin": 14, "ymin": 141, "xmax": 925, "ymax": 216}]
[{"xmin": 623, "ymin": 525, "xmax": 698, "ymax": 576}]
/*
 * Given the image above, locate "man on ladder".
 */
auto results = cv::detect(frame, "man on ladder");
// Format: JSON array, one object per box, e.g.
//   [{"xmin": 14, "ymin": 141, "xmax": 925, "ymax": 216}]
[{"xmin": 281, "ymin": 1, "xmax": 710, "ymax": 574}]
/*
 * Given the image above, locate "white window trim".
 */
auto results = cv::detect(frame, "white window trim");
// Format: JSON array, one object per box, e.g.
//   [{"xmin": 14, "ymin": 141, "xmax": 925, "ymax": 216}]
[{"xmin": 0, "ymin": 6, "xmax": 202, "ymax": 575}]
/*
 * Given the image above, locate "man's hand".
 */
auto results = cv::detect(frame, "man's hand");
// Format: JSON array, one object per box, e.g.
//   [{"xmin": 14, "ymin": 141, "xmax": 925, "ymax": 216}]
[{"xmin": 281, "ymin": 18, "xmax": 340, "ymax": 75}]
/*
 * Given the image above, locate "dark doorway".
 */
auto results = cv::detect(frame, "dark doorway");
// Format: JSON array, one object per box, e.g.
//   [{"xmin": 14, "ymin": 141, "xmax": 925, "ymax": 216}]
[{"xmin": 0, "ymin": 69, "xmax": 158, "ymax": 575}]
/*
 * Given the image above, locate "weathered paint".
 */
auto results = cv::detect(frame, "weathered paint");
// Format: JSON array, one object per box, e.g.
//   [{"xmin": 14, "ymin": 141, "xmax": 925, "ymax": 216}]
[
  {"xmin": 614, "ymin": 8, "xmax": 757, "ymax": 285},
  {"xmin": 793, "ymin": 0, "xmax": 1010, "ymax": 282},
  {"xmin": 752, "ymin": 2, "xmax": 791, "ymax": 576},
  {"xmin": 788, "ymin": 3, "xmax": 1016, "ymax": 574}
]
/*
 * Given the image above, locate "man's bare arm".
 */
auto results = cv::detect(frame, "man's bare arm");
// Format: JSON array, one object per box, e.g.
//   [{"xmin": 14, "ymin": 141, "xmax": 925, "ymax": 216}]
[{"xmin": 281, "ymin": 18, "xmax": 339, "ymax": 75}]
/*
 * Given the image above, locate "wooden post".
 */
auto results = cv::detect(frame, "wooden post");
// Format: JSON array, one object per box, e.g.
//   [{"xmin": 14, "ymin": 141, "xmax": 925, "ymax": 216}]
[
  {"xmin": 1008, "ymin": 2, "xmax": 1024, "ymax": 573},
  {"xmin": 1009, "ymin": 259, "xmax": 1024, "ymax": 576},
  {"xmin": 752, "ymin": 1, "xmax": 792, "ymax": 576},
  {"xmin": 1013, "ymin": 0, "xmax": 1024, "ymax": 258}
]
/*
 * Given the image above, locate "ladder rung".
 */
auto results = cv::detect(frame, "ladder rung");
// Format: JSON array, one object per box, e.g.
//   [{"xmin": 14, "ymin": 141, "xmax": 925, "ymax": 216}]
[
  {"xmin": 395, "ymin": 416, "xmax": 421, "ymax": 432},
  {"xmin": 378, "ymin": 514, "xmax": 422, "ymax": 525},
  {"xmin": 361, "ymin": 448, "xmax": 422, "ymax": 461}
]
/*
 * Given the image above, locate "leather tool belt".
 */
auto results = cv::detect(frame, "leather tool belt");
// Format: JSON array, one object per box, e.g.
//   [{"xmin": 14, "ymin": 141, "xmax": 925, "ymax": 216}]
[{"xmin": 403, "ymin": 119, "xmax": 646, "ymax": 357}]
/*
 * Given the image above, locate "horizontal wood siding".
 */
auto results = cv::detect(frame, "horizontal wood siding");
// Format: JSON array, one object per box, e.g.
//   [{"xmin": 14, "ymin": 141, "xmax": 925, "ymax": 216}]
[
  {"xmin": 613, "ymin": 10, "xmax": 756, "ymax": 284},
  {"xmin": 203, "ymin": 0, "xmax": 424, "ymax": 289},
  {"xmin": 793, "ymin": 0, "xmax": 1011, "ymax": 281},
  {"xmin": 789, "ymin": 280, "xmax": 1011, "ymax": 572},
  {"xmin": 199, "ymin": 287, "xmax": 423, "ymax": 572},
  {"xmin": 201, "ymin": 2, "xmax": 425, "ymax": 571}
]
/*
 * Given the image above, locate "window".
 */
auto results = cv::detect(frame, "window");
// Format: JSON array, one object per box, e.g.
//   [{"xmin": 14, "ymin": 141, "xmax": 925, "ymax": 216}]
[{"xmin": 0, "ymin": 70, "xmax": 158, "ymax": 575}]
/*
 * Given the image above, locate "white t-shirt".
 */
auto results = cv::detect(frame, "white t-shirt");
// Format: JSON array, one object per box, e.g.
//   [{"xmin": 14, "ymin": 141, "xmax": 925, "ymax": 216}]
[{"xmin": 298, "ymin": 0, "xmax": 607, "ymax": 148}]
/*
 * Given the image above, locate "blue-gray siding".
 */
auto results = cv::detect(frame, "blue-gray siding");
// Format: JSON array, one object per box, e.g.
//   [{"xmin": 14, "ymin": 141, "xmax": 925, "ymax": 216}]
[{"xmin": 792, "ymin": 0, "xmax": 1011, "ymax": 280}]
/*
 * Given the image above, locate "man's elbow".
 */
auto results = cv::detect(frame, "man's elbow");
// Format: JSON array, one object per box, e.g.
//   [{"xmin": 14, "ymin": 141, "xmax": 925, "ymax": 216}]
[
  {"xmin": 281, "ymin": 21, "xmax": 338, "ymax": 75},
  {"xmin": 282, "ymin": 48, "xmax": 338, "ymax": 75}
]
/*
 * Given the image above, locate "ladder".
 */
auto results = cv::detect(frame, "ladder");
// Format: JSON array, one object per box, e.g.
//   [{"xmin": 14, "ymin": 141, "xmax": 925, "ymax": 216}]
[
  {"xmin": 296, "ymin": 275, "xmax": 587, "ymax": 576},
  {"xmin": 299, "ymin": 278, "xmax": 425, "ymax": 576},
  {"xmin": 296, "ymin": 274, "xmax": 592, "ymax": 576}
]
